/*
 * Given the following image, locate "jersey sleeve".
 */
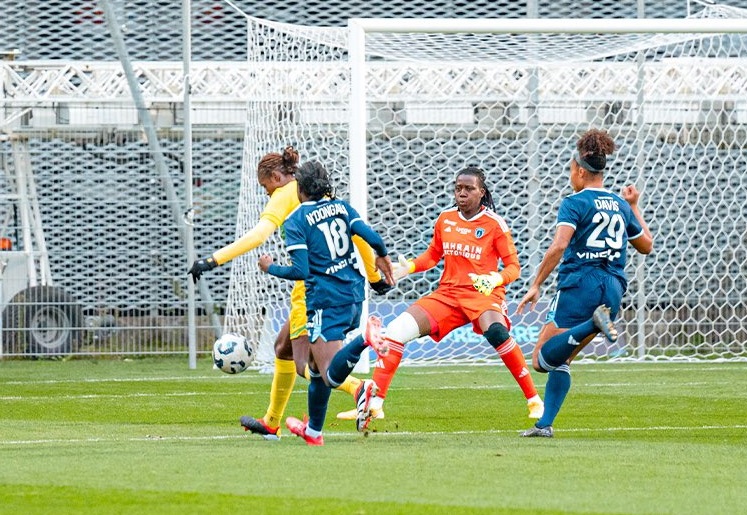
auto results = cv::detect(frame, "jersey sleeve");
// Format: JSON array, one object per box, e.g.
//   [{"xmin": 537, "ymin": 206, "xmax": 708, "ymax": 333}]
[
  {"xmin": 212, "ymin": 218, "xmax": 275, "ymax": 265},
  {"xmin": 260, "ymin": 181, "xmax": 299, "ymax": 227},
  {"xmin": 212, "ymin": 181, "xmax": 298, "ymax": 265},
  {"xmin": 268, "ymin": 248, "xmax": 309, "ymax": 280},
  {"xmin": 556, "ymin": 196, "xmax": 582, "ymax": 230},
  {"xmin": 494, "ymin": 223, "xmax": 520, "ymax": 284},
  {"xmin": 268, "ymin": 214, "xmax": 309, "ymax": 280},
  {"xmin": 412, "ymin": 214, "xmax": 444, "ymax": 272},
  {"xmin": 282, "ymin": 213, "xmax": 307, "ymax": 254},
  {"xmin": 625, "ymin": 204, "xmax": 645, "ymax": 241}
]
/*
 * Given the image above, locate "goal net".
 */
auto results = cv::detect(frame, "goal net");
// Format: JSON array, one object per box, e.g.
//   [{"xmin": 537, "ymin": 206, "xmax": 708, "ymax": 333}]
[{"xmin": 225, "ymin": 3, "xmax": 747, "ymax": 366}]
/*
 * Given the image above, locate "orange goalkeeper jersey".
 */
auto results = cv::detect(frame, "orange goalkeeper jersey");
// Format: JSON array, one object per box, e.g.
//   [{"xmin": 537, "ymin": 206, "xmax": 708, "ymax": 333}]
[{"xmin": 412, "ymin": 206, "xmax": 520, "ymax": 290}]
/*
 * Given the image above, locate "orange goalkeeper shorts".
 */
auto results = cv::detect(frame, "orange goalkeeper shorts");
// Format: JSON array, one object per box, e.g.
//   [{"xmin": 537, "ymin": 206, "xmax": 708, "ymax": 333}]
[{"xmin": 413, "ymin": 285, "xmax": 510, "ymax": 342}]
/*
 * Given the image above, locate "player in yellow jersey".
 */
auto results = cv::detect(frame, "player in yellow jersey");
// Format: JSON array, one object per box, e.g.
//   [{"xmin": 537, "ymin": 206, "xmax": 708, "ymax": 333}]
[{"xmin": 188, "ymin": 146, "xmax": 392, "ymax": 439}]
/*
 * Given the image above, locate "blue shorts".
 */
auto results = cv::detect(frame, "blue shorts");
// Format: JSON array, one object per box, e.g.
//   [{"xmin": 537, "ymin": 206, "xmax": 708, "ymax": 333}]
[
  {"xmin": 547, "ymin": 269, "xmax": 624, "ymax": 328},
  {"xmin": 307, "ymin": 302, "xmax": 362, "ymax": 343}
]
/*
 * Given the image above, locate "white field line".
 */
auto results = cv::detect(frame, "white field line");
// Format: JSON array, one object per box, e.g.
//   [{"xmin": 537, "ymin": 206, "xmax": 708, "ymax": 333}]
[
  {"xmin": 2, "ymin": 424, "xmax": 746, "ymax": 446},
  {"xmin": 1, "ymin": 363, "xmax": 744, "ymax": 386},
  {"xmin": 1, "ymin": 379, "xmax": 733, "ymax": 402}
]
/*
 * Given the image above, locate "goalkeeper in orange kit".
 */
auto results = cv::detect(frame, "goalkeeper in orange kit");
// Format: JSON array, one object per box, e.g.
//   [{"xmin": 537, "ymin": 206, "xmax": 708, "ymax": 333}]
[
  {"xmin": 188, "ymin": 146, "xmax": 392, "ymax": 439},
  {"xmin": 339, "ymin": 166, "xmax": 543, "ymax": 425}
]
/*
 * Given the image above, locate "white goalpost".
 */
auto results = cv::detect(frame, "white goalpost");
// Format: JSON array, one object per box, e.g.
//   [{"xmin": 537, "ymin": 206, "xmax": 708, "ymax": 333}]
[{"xmin": 225, "ymin": 4, "xmax": 747, "ymax": 367}]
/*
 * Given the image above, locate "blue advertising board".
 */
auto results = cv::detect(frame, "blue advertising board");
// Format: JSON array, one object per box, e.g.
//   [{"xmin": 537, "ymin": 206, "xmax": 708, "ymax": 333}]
[{"xmin": 262, "ymin": 299, "xmax": 626, "ymax": 362}]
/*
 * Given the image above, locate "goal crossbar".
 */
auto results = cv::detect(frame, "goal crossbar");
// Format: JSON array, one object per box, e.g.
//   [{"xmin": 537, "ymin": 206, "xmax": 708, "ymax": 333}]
[{"xmin": 349, "ymin": 17, "xmax": 747, "ymax": 34}]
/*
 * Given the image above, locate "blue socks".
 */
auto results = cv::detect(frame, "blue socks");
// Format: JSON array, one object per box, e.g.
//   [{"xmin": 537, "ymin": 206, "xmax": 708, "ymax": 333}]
[
  {"xmin": 538, "ymin": 320, "xmax": 596, "ymax": 370},
  {"xmin": 309, "ymin": 335, "xmax": 369, "ymax": 432},
  {"xmin": 536, "ymin": 365, "xmax": 571, "ymax": 428},
  {"xmin": 326, "ymin": 334, "xmax": 367, "ymax": 386},
  {"xmin": 307, "ymin": 372, "xmax": 331, "ymax": 432}
]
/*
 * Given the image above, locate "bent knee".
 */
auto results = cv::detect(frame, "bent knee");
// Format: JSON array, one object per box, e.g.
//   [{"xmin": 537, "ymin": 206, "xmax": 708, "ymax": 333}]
[{"xmin": 484, "ymin": 323, "xmax": 511, "ymax": 349}]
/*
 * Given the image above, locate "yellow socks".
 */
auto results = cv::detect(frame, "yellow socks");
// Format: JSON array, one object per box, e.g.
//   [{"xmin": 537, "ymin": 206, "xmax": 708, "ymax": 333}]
[
  {"xmin": 337, "ymin": 375, "xmax": 362, "ymax": 397},
  {"xmin": 263, "ymin": 358, "xmax": 296, "ymax": 429}
]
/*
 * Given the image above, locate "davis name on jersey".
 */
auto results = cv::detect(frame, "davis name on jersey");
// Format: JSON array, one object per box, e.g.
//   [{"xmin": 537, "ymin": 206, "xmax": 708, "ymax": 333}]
[{"xmin": 556, "ymin": 188, "xmax": 644, "ymax": 289}]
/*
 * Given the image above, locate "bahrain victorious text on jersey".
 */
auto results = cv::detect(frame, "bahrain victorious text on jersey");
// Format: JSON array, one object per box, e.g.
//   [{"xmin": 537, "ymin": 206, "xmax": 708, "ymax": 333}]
[{"xmin": 413, "ymin": 206, "xmax": 520, "ymax": 291}]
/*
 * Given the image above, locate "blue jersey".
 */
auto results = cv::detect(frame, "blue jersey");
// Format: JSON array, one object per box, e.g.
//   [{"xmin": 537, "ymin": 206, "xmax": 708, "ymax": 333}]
[
  {"xmin": 556, "ymin": 188, "xmax": 644, "ymax": 291},
  {"xmin": 277, "ymin": 198, "xmax": 384, "ymax": 310}
]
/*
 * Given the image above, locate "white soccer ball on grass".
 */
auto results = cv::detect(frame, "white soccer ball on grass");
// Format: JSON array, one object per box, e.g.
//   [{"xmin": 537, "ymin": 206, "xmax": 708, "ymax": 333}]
[{"xmin": 212, "ymin": 333, "xmax": 252, "ymax": 374}]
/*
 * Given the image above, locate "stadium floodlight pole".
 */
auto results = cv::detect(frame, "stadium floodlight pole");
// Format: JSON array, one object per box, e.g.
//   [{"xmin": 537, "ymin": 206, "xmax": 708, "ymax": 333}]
[{"xmin": 183, "ymin": 0, "xmax": 197, "ymax": 369}]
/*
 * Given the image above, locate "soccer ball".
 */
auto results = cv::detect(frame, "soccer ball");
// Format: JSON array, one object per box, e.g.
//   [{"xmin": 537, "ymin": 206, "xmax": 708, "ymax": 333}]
[{"xmin": 212, "ymin": 333, "xmax": 252, "ymax": 374}]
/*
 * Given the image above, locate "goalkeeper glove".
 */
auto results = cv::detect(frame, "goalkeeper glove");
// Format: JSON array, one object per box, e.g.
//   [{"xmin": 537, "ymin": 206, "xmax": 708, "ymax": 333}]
[
  {"xmin": 369, "ymin": 278, "xmax": 394, "ymax": 295},
  {"xmin": 188, "ymin": 256, "xmax": 217, "ymax": 283},
  {"xmin": 392, "ymin": 255, "xmax": 415, "ymax": 281},
  {"xmin": 468, "ymin": 271, "xmax": 504, "ymax": 296}
]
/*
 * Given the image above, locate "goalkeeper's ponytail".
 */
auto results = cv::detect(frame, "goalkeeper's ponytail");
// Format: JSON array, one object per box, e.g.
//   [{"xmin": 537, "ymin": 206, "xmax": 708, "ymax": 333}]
[{"xmin": 457, "ymin": 166, "xmax": 495, "ymax": 211}]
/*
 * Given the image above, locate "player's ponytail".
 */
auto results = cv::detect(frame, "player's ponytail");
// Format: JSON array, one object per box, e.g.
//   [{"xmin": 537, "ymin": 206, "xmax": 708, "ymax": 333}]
[
  {"xmin": 257, "ymin": 145, "xmax": 300, "ymax": 181},
  {"xmin": 575, "ymin": 129, "xmax": 615, "ymax": 172},
  {"xmin": 297, "ymin": 161, "xmax": 335, "ymax": 201}
]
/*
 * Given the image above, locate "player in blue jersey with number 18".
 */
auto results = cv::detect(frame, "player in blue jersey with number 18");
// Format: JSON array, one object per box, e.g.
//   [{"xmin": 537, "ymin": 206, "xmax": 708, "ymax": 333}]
[
  {"xmin": 516, "ymin": 128, "xmax": 653, "ymax": 438},
  {"xmin": 258, "ymin": 161, "xmax": 393, "ymax": 445}
]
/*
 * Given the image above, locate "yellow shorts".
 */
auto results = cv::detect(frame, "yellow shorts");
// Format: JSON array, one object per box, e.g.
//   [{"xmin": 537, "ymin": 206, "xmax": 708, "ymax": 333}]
[{"xmin": 289, "ymin": 281, "xmax": 308, "ymax": 339}]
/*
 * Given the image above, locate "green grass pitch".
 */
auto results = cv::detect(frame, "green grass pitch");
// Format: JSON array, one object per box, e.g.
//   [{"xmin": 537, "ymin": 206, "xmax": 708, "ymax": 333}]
[{"xmin": 1, "ymin": 358, "xmax": 745, "ymax": 514}]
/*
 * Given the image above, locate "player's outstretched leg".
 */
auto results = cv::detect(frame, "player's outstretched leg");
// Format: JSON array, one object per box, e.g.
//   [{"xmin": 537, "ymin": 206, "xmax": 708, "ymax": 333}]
[
  {"xmin": 334, "ymin": 316, "xmax": 387, "ymax": 422},
  {"xmin": 306, "ymin": 363, "xmax": 363, "ymax": 400},
  {"xmin": 485, "ymin": 322, "xmax": 544, "ymax": 418},
  {"xmin": 238, "ymin": 357, "xmax": 296, "ymax": 440}
]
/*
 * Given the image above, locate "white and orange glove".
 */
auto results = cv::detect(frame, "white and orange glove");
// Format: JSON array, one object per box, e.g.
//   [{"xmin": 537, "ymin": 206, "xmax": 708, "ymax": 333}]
[
  {"xmin": 468, "ymin": 271, "xmax": 504, "ymax": 296},
  {"xmin": 392, "ymin": 255, "xmax": 415, "ymax": 281}
]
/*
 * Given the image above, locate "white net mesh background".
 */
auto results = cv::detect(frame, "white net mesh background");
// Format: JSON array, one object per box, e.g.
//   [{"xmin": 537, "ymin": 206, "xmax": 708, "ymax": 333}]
[
  {"xmin": 227, "ymin": 6, "xmax": 747, "ymax": 366},
  {"xmin": 0, "ymin": 1, "xmax": 733, "ymax": 60},
  {"xmin": 223, "ymin": 21, "xmax": 351, "ymax": 357},
  {"xmin": 1, "ymin": 1, "xmax": 746, "ymax": 360}
]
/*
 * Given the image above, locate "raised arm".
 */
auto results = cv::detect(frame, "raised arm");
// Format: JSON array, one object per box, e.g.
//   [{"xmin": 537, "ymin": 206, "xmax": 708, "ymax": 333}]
[
  {"xmin": 188, "ymin": 182, "xmax": 298, "ymax": 283},
  {"xmin": 622, "ymin": 185, "xmax": 653, "ymax": 255},
  {"xmin": 259, "ymin": 249, "xmax": 309, "ymax": 281},
  {"xmin": 516, "ymin": 225, "xmax": 574, "ymax": 313}
]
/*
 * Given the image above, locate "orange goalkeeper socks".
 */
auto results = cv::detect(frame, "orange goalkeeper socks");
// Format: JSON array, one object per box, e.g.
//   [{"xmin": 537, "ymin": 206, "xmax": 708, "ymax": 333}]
[
  {"xmin": 371, "ymin": 338, "xmax": 404, "ymax": 399},
  {"xmin": 496, "ymin": 337, "xmax": 538, "ymax": 399}
]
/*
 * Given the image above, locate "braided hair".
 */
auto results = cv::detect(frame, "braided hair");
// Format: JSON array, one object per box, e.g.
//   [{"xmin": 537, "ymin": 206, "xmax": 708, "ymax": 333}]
[
  {"xmin": 575, "ymin": 129, "xmax": 616, "ymax": 172},
  {"xmin": 456, "ymin": 166, "xmax": 496, "ymax": 211},
  {"xmin": 297, "ymin": 161, "xmax": 335, "ymax": 201},
  {"xmin": 257, "ymin": 145, "xmax": 300, "ymax": 181}
]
